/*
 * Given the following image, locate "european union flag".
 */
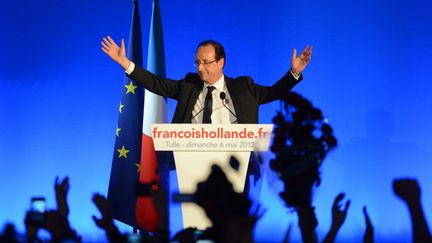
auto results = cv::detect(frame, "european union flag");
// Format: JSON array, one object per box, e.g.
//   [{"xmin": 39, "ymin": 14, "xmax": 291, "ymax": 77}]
[{"xmin": 107, "ymin": 0, "xmax": 144, "ymax": 229}]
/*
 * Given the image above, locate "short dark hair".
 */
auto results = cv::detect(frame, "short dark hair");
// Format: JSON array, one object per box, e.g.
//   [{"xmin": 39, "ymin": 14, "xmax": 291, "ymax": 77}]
[{"xmin": 196, "ymin": 40, "xmax": 226, "ymax": 66}]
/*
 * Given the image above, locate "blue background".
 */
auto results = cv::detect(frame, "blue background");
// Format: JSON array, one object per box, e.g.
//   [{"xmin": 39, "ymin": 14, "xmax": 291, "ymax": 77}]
[{"xmin": 1, "ymin": 0, "xmax": 432, "ymax": 241}]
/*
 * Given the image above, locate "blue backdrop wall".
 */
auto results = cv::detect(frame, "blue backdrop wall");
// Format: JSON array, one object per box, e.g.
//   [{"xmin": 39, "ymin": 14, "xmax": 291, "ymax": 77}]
[{"xmin": 1, "ymin": 0, "xmax": 432, "ymax": 241}]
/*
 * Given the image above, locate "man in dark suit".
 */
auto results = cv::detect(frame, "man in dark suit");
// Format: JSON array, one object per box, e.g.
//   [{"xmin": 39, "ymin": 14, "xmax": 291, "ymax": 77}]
[
  {"xmin": 102, "ymin": 37, "xmax": 311, "ymax": 204},
  {"xmin": 101, "ymin": 37, "xmax": 312, "ymax": 124}
]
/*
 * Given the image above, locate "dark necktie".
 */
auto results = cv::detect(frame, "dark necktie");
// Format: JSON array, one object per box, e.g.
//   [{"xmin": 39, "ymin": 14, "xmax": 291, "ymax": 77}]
[{"xmin": 202, "ymin": 86, "xmax": 215, "ymax": 123}]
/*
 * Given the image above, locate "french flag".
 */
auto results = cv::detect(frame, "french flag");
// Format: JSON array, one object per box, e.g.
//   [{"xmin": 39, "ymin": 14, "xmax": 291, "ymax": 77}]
[{"xmin": 136, "ymin": 0, "xmax": 168, "ymax": 232}]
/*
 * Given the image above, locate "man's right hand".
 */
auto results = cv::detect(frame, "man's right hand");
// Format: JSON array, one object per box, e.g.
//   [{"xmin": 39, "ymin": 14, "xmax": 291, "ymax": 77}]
[{"xmin": 101, "ymin": 36, "xmax": 131, "ymax": 70}]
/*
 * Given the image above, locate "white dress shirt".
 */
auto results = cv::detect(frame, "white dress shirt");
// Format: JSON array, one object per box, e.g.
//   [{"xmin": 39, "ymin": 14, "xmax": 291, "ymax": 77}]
[{"xmin": 191, "ymin": 75, "xmax": 238, "ymax": 124}]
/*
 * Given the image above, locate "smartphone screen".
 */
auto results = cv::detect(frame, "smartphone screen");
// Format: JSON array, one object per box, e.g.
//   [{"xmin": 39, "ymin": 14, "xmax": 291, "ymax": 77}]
[
  {"xmin": 126, "ymin": 233, "xmax": 142, "ymax": 243},
  {"xmin": 31, "ymin": 197, "xmax": 46, "ymax": 213}
]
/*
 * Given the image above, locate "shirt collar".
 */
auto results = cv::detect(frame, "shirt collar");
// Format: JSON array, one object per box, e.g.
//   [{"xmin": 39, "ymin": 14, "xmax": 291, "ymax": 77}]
[{"xmin": 204, "ymin": 74, "xmax": 225, "ymax": 92}]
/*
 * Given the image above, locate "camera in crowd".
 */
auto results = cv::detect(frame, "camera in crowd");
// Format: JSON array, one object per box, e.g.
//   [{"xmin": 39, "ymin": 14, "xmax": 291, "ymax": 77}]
[{"xmin": 26, "ymin": 197, "xmax": 46, "ymax": 226}]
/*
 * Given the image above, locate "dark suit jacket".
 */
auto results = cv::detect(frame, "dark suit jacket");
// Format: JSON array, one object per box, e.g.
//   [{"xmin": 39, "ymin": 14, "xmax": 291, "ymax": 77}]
[{"xmin": 128, "ymin": 65, "xmax": 302, "ymax": 123}]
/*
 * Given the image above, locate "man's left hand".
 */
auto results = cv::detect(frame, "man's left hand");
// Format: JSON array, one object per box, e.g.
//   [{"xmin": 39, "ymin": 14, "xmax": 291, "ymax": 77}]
[{"xmin": 291, "ymin": 45, "xmax": 313, "ymax": 75}]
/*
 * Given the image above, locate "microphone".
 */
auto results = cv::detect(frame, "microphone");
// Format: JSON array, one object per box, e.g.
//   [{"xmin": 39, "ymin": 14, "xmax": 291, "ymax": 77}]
[
  {"xmin": 219, "ymin": 92, "xmax": 237, "ymax": 118},
  {"xmin": 191, "ymin": 107, "xmax": 205, "ymax": 120}
]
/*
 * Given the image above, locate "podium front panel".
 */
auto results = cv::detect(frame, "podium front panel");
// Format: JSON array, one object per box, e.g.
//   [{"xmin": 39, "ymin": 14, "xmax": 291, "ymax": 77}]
[{"xmin": 173, "ymin": 151, "xmax": 251, "ymax": 229}]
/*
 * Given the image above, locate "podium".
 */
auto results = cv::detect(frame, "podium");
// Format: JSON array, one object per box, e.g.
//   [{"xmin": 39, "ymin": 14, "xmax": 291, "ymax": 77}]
[{"xmin": 151, "ymin": 124, "xmax": 273, "ymax": 229}]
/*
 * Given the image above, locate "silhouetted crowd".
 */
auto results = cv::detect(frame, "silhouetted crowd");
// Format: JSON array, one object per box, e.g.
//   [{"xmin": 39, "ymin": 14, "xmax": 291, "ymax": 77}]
[{"xmin": 2, "ymin": 93, "xmax": 431, "ymax": 242}]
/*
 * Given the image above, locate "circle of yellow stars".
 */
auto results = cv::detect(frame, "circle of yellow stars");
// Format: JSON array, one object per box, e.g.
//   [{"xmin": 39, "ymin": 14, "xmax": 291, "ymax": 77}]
[{"xmin": 115, "ymin": 81, "xmax": 141, "ymax": 172}]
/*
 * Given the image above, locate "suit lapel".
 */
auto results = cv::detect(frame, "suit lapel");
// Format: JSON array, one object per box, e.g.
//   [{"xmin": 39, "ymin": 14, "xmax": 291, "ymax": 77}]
[
  {"xmin": 225, "ymin": 76, "xmax": 242, "ymax": 123},
  {"xmin": 183, "ymin": 80, "xmax": 203, "ymax": 123}
]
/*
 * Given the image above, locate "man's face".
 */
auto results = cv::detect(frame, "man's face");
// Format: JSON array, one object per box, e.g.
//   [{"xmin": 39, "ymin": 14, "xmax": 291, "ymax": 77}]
[{"xmin": 195, "ymin": 44, "xmax": 224, "ymax": 85}]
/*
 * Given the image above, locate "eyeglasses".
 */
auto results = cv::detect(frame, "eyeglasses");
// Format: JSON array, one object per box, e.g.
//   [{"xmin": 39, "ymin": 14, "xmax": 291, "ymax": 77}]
[{"xmin": 193, "ymin": 59, "xmax": 218, "ymax": 67}]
